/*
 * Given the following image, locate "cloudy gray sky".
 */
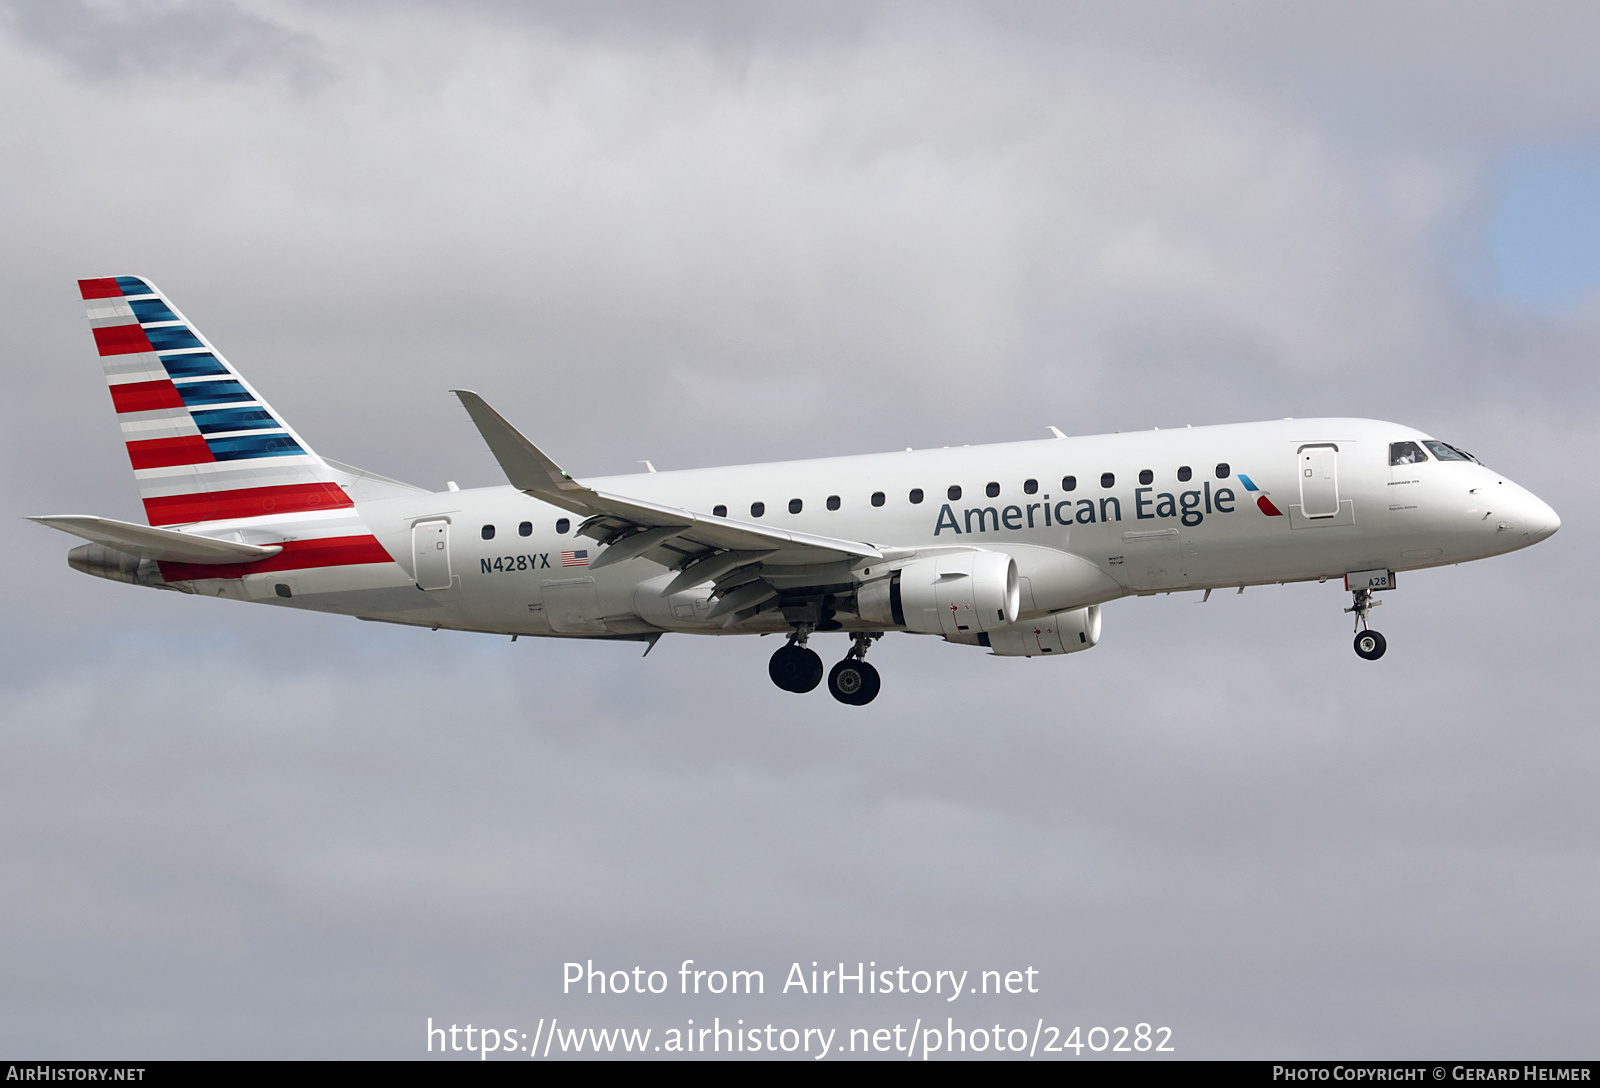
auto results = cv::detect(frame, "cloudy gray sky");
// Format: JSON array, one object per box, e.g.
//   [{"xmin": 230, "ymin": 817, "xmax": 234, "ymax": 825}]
[{"xmin": 2, "ymin": 0, "xmax": 1597, "ymax": 1059}]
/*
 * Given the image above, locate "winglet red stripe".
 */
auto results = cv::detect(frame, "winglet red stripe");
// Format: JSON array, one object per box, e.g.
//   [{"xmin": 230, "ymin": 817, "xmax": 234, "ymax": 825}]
[
  {"xmin": 126, "ymin": 435, "xmax": 216, "ymax": 470},
  {"xmin": 109, "ymin": 380, "xmax": 186, "ymax": 414},
  {"xmin": 93, "ymin": 324, "xmax": 154, "ymax": 356},
  {"xmin": 79, "ymin": 278, "xmax": 124, "ymax": 300}
]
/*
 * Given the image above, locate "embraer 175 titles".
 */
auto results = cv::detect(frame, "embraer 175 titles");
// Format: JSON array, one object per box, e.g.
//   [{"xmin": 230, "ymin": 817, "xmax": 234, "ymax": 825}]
[{"xmin": 32, "ymin": 276, "xmax": 1561, "ymax": 705}]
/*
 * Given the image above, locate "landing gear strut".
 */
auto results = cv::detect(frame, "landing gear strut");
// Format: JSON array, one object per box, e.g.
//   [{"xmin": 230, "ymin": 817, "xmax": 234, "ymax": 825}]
[
  {"xmin": 1346, "ymin": 588, "xmax": 1386, "ymax": 661},
  {"xmin": 827, "ymin": 633, "xmax": 882, "ymax": 706},
  {"xmin": 769, "ymin": 628, "xmax": 823, "ymax": 693}
]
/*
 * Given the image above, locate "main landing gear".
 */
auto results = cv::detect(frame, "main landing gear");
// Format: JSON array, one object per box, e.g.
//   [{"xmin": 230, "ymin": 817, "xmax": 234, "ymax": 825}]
[
  {"xmin": 827, "ymin": 634, "xmax": 882, "ymax": 706},
  {"xmin": 1346, "ymin": 587, "xmax": 1387, "ymax": 661},
  {"xmin": 768, "ymin": 636, "xmax": 823, "ymax": 693},
  {"xmin": 768, "ymin": 630, "xmax": 882, "ymax": 705}
]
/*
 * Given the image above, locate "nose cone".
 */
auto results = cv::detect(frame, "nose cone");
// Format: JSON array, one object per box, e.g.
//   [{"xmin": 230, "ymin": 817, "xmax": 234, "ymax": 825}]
[{"xmin": 1526, "ymin": 493, "xmax": 1561, "ymax": 543}]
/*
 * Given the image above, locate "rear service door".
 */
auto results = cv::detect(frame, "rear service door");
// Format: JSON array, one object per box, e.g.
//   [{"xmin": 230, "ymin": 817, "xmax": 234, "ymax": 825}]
[
  {"xmin": 1298, "ymin": 445, "xmax": 1339, "ymax": 518},
  {"xmin": 412, "ymin": 519, "xmax": 453, "ymax": 590}
]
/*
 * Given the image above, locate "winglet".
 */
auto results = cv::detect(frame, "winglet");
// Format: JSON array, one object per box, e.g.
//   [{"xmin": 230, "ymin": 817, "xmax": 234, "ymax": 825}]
[{"xmin": 451, "ymin": 390, "xmax": 587, "ymax": 499}]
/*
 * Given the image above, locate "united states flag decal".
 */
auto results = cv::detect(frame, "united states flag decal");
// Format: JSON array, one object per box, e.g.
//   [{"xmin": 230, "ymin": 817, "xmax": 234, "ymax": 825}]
[{"xmin": 561, "ymin": 549, "xmax": 589, "ymax": 567}]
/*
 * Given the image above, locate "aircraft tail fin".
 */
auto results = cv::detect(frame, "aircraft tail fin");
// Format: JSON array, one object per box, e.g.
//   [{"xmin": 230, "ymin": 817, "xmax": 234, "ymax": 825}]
[{"xmin": 78, "ymin": 275, "xmax": 352, "ymax": 526}]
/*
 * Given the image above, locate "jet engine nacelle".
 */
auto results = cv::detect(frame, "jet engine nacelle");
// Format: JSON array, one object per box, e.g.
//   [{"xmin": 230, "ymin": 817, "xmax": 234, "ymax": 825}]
[
  {"xmin": 857, "ymin": 550, "xmax": 1020, "ymax": 637},
  {"xmin": 980, "ymin": 605, "xmax": 1102, "ymax": 657}
]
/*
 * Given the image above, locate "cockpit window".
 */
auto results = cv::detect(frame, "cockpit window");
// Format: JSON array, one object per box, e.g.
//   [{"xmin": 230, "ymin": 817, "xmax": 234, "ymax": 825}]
[
  {"xmin": 1423, "ymin": 440, "xmax": 1477, "ymax": 463},
  {"xmin": 1389, "ymin": 441, "xmax": 1429, "ymax": 466}
]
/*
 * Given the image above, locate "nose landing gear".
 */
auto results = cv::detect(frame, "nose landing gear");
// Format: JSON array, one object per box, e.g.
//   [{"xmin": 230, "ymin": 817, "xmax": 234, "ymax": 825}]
[{"xmin": 1346, "ymin": 587, "xmax": 1387, "ymax": 661}]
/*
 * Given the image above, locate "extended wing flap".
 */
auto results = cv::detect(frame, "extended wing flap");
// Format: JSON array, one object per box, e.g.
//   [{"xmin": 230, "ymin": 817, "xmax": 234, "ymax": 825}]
[{"xmin": 28, "ymin": 514, "xmax": 284, "ymax": 564}]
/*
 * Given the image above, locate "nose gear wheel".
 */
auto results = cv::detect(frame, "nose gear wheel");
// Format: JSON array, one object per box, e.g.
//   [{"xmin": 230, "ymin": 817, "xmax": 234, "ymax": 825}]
[
  {"xmin": 1353, "ymin": 630, "xmax": 1387, "ymax": 660},
  {"xmin": 1345, "ymin": 587, "xmax": 1387, "ymax": 661}
]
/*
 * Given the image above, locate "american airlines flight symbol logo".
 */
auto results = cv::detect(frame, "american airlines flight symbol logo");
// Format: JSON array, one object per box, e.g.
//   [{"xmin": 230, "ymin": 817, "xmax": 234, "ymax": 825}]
[{"xmin": 1236, "ymin": 474, "xmax": 1284, "ymax": 516}]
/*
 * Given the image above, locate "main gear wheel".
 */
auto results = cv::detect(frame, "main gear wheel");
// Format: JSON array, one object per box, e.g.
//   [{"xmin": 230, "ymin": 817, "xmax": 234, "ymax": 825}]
[
  {"xmin": 827, "ymin": 658, "xmax": 881, "ymax": 705},
  {"xmin": 769, "ymin": 643, "xmax": 823, "ymax": 692}
]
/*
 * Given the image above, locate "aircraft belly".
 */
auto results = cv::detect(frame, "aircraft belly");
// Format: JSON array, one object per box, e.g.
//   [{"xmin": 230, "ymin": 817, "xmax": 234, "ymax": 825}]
[
  {"xmin": 1005, "ymin": 545, "xmax": 1125, "ymax": 614},
  {"xmin": 241, "ymin": 562, "xmax": 413, "ymax": 599},
  {"xmin": 1114, "ymin": 529, "xmax": 1189, "ymax": 592}
]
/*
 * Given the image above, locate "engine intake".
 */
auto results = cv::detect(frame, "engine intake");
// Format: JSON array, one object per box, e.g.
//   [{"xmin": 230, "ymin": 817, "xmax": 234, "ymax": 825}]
[{"xmin": 857, "ymin": 551, "xmax": 1019, "ymax": 636}]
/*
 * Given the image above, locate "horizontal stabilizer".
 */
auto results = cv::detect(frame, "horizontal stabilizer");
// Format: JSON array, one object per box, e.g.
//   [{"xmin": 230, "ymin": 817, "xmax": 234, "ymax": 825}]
[{"xmin": 28, "ymin": 514, "xmax": 284, "ymax": 564}]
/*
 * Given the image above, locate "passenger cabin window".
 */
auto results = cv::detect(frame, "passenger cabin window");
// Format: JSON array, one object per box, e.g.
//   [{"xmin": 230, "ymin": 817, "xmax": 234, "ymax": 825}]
[
  {"xmin": 1177, "ymin": 466, "xmax": 1192, "ymax": 482},
  {"xmin": 1062, "ymin": 475, "xmax": 1077, "ymax": 492},
  {"xmin": 481, "ymin": 524, "xmax": 496, "ymax": 540},
  {"xmin": 751, "ymin": 502, "xmax": 765, "ymax": 517},
  {"xmin": 1215, "ymin": 462, "xmax": 1230, "ymax": 479},
  {"xmin": 788, "ymin": 498, "xmax": 803, "ymax": 514},
  {"xmin": 948, "ymin": 485, "xmax": 962, "ymax": 501},
  {"xmin": 985, "ymin": 482, "xmax": 1000, "ymax": 498},
  {"xmin": 1138, "ymin": 469, "xmax": 1153, "ymax": 485},
  {"xmin": 1389, "ymin": 441, "xmax": 1429, "ymax": 466},
  {"xmin": 1023, "ymin": 479, "xmax": 1038, "ymax": 495},
  {"xmin": 1100, "ymin": 472, "xmax": 1115, "ymax": 488},
  {"xmin": 871, "ymin": 492, "xmax": 886, "ymax": 507},
  {"xmin": 1423, "ymin": 440, "xmax": 1476, "ymax": 463},
  {"xmin": 555, "ymin": 518, "xmax": 570, "ymax": 534},
  {"xmin": 826, "ymin": 495, "xmax": 840, "ymax": 511},
  {"xmin": 713, "ymin": 504, "xmax": 727, "ymax": 517},
  {"xmin": 518, "ymin": 521, "xmax": 532, "ymax": 537},
  {"xmin": 909, "ymin": 489, "xmax": 924, "ymax": 504}
]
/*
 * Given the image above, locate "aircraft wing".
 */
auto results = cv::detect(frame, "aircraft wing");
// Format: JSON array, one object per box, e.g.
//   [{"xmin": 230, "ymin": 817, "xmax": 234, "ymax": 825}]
[
  {"xmin": 452, "ymin": 391, "xmax": 883, "ymax": 577},
  {"xmin": 28, "ymin": 515, "xmax": 285, "ymax": 564}
]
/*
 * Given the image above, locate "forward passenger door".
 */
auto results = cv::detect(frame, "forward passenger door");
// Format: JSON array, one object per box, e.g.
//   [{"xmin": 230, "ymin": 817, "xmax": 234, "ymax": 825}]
[{"xmin": 1298, "ymin": 445, "xmax": 1340, "ymax": 518}]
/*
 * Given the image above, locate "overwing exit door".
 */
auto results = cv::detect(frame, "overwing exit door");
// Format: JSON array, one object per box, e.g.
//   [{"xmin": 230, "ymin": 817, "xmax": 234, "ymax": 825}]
[{"xmin": 1298, "ymin": 445, "xmax": 1339, "ymax": 518}]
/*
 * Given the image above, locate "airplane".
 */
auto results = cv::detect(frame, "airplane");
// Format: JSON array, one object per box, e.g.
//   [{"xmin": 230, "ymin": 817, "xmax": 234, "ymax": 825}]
[{"xmin": 31, "ymin": 275, "xmax": 1561, "ymax": 706}]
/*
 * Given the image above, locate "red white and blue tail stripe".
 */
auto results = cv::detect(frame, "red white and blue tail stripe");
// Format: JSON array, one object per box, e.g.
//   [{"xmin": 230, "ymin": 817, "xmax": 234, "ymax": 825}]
[{"xmin": 79, "ymin": 275, "xmax": 353, "ymax": 527}]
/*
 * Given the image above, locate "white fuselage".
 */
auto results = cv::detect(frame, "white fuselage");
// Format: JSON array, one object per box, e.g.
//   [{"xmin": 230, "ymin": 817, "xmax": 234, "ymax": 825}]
[{"xmin": 161, "ymin": 417, "xmax": 1559, "ymax": 645}]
